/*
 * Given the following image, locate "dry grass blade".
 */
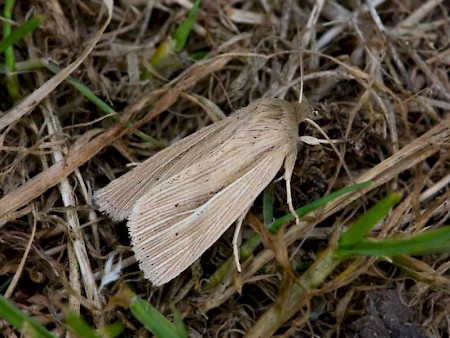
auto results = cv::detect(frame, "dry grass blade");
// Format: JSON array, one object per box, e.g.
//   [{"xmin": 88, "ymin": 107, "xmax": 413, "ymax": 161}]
[
  {"xmin": 1, "ymin": 1, "xmax": 450, "ymax": 336},
  {"xmin": 0, "ymin": 1, "xmax": 112, "ymax": 131},
  {"xmin": 4, "ymin": 207, "xmax": 37, "ymax": 299}
]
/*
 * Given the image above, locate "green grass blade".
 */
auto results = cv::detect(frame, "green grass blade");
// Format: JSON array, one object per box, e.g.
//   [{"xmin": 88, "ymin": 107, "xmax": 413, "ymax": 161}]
[
  {"xmin": 205, "ymin": 181, "xmax": 373, "ymax": 289},
  {"xmin": 4, "ymin": 0, "xmax": 16, "ymax": 72},
  {"xmin": 189, "ymin": 50, "xmax": 208, "ymax": 60},
  {"xmin": 263, "ymin": 183, "xmax": 275, "ymax": 227},
  {"xmin": 96, "ymin": 322, "xmax": 125, "ymax": 338},
  {"xmin": 65, "ymin": 313, "xmax": 101, "ymax": 338},
  {"xmin": 339, "ymin": 192, "xmax": 403, "ymax": 246},
  {"xmin": 4, "ymin": 0, "xmax": 20, "ymax": 100},
  {"xmin": 173, "ymin": 0, "xmax": 201, "ymax": 53},
  {"xmin": 130, "ymin": 298, "xmax": 187, "ymax": 338},
  {"xmin": 268, "ymin": 180, "xmax": 373, "ymax": 234},
  {"xmin": 205, "ymin": 233, "xmax": 262, "ymax": 289},
  {"xmin": 1, "ymin": 58, "xmax": 46, "ymax": 73},
  {"xmin": 0, "ymin": 16, "xmax": 40, "ymax": 54},
  {"xmin": 147, "ymin": 0, "xmax": 201, "ymax": 75},
  {"xmin": 44, "ymin": 61, "xmax": 116, "ymax": 115},
  {"xmin": 149, "ymin": 37, "xmax": 176, "ymax": 68},
  {"xmin": 113, "ymin": 285, "xmax": 187, "ymax": 338},
  {"xmin": 337, "ymin": 225, "xmax": 450, "ymax": 257},
  {"xmin": 172, "ymin": 310, "xmax": 188, "ymax": 337},
  {"xmin": 0, "ymin": 294, "xmax": 57, "ymax": 338},
  {"xmin": 43, "ymin": 60, "xmax": 163, "ymax": 147}
]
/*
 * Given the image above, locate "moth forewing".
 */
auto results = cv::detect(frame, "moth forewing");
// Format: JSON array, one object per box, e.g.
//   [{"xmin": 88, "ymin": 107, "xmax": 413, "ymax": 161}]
[
  {"xmin": 95, "ymin": 98, "xmax": 312, "ymax": 285},
  {"xmin": 129, "ymin": 150, "xmax": 288, "ymax": 285},
  {"xmin": 94, "ymin": 113, "xmax": 247, "ymax": 221}
]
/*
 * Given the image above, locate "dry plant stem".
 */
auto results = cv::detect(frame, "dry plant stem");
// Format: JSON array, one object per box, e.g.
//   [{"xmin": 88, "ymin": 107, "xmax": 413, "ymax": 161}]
[
  {"xmin": 374, "ymin": 93, "xmax": 400, "ymax": 154},
  {"xmin": 0, "ymin": 1, "xmax": 112, "ymax": 131},
  {"xmin": 304, "ymin": 50, "xmax": 398, "ymax": 103},
  {"xmin": 279, "ymin": 0, "xmax": 293, "ymax": 39},
  {"xmin": 410, "ymin": 51, "xmax": 450, "ymax": 102},
  {"xmin": 301, "ymin": 0, "xmax": 324, "ymax": 49},
  {"xmin": 244, "ymin": 249, "xmax": 341, "ymax": 338},
  {"xmin": 331, "ymin": 91, "xmax": 371, "ymax": 189},
  {"xmin": 225, "ymin": 6, "xmax": 279, "ymax": 26},
  {"xmin": 392, "ymin": 0, "xmax": 444, "ymax": 35},
  {"xmin": 366, "ymin": 0, "xmax": 386, "ymax": 33},
  {"xmin": 317, "ymin": 0, "xmax": 385, "ymax": 49},
  {"xmin": 1, "ymin": 1, "xmax": 111, "ymax": 326},
  {"xmin": 305, "ymin": 118, "xmax": 354, "ymax": 182},
  {"xmin": 0, "ymin": 55, "xmax": 233, "ymax": 221},
  {"xmin": 394, "ymin": 255, "xmax": 450, "ymax": 288},
  {"xmin": 199, "ymin": 117, "xmax": 450, "ymax": 313},
  {"xmin": 420, "ymin": 172, "xmax": 450, "ymax": 201},
  {"xmin": 27, "ymin": 22, "xmax": 102, "ymax": 316},
  {"xmin": 75, "ymin": 170, "xmax": 101, "ymax": 252},
  {"xmin": 4, "ymin": 210, "xmax": 37, "ymax": 298},
  {"xmin": 180, "ymin": 92, "xmax": 227, "ymax": 121},
  {"xmin": 42, "ymin": 95, "xmax": 101, "ymax": 317},
  {"xmin": 418, "ymin": 96, "xmax": 450, "ymax": 112}
]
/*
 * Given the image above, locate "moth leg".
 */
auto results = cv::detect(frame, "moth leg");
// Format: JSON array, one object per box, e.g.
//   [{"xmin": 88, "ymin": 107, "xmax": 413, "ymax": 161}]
[
  {"xmin": 284, "ymin": 151, "xmax": 300, "ymax": 226},
  {"xmin": 233, "ymin": 211, "xmax": 248, "ymax": 272}
]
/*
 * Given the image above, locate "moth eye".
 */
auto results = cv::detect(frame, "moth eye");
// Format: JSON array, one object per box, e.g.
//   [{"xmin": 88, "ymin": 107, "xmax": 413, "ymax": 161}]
[{"xmin": 310, "ymin": 109, "xmax": 319, "ymax": 120}]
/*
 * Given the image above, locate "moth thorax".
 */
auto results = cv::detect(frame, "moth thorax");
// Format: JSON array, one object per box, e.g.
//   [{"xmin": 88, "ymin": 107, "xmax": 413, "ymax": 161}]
[{"xmin": 289, "ymin": 101, "xmax": 312, "ymax": 122}]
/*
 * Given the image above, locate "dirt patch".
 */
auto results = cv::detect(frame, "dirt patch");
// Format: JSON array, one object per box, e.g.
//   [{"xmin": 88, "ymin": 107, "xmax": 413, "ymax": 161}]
[{"xmin": 354, "ymin": 289, "xmax": 426, "ymax": 338}]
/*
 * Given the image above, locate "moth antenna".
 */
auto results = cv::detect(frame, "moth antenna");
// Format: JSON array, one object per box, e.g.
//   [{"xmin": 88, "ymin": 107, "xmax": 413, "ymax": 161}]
[
  {"xmin": 299, "ymin": 52, "xmax": 304, "ymax": 104},
  {"xmin": 304, "ymin": 118, "xmax": 355, "ymax": 183}
]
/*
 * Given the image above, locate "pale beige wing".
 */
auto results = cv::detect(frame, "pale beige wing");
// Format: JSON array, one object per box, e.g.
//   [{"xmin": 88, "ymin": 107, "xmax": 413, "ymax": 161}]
[
  {"xmin": 94, "ymin": 115, "xmax": 247, "ymax": 221},
  {"xmin": 94, "ymin": 98, "xmax": 300, "ymax": 221},
  {"xmin": 128, "ymin": 149, "xmax": 287, "ymax": 285}
]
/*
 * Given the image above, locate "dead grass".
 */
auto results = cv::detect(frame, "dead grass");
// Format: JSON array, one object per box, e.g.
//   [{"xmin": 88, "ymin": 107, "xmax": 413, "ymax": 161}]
[{"xmin": 0, "ymin": 0, "xmax": 449, "ymax": 337}]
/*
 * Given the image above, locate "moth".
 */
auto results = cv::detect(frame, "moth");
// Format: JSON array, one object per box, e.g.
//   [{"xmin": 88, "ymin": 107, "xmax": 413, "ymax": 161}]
[{"xmin": 94, "ymin": 98, "xmax": 314, "ymax": 286}]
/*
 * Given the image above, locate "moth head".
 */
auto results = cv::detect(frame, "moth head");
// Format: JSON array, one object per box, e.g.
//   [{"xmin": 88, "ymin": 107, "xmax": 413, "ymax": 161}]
[{"xmin": 290, "ymin": 98, "xmax": 318, "ymax": 123}]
